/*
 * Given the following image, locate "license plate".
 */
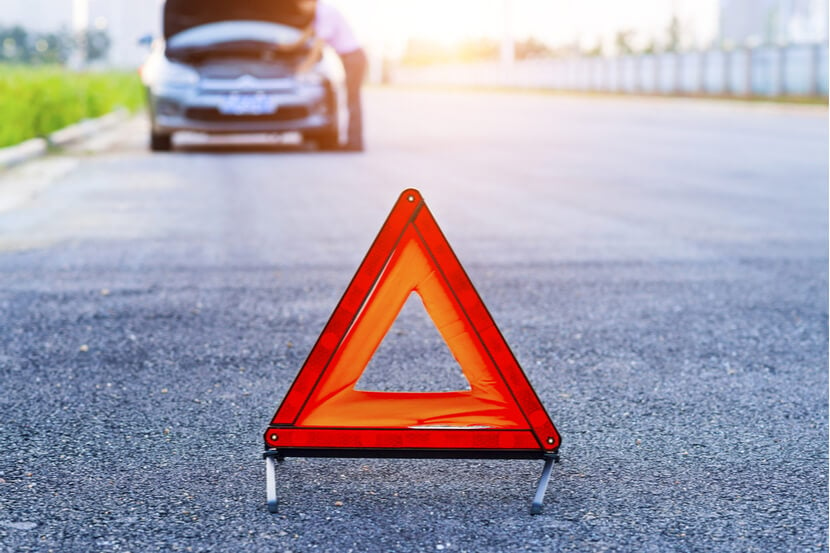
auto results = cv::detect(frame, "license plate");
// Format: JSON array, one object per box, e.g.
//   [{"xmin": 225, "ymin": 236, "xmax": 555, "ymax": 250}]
[{"xmin": 218, "ymin": 94, "xmax": 277, "ymax": 115}]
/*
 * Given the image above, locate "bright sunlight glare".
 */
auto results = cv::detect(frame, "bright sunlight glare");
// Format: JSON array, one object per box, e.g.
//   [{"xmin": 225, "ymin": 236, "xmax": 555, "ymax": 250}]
[{"xmin": 331, "ymin": 0, "xmax": 719, "ymax": 56}]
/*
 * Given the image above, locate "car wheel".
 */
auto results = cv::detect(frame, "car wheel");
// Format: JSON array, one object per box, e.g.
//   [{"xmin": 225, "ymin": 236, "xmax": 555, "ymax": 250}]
[{"xmin": 150, "ymin": 131, "xmax": 172, "ymax": 152}]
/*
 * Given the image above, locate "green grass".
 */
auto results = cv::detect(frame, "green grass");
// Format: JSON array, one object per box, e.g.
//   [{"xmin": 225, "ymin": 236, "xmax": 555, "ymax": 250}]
[{"xmin": 0, "ymin": 65, "xmax": 145, "ymax": 148}]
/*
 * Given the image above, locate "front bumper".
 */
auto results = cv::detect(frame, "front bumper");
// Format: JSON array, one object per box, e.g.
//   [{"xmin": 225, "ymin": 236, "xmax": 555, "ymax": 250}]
[{"xmin": 149, "ymin": 82, "xmax": 335, "ymax": 135}]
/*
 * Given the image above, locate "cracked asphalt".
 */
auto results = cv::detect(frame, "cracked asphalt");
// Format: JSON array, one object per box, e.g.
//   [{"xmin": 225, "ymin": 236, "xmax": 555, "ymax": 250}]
[{"xmin": 0, "ymin": 89, "xmax": 827, "ymax": 552}]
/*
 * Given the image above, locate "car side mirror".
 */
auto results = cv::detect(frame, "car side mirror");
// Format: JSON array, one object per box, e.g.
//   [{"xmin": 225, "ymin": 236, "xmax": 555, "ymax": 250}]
[{"xmin": 137, "ymin": 34, "xmax": 154, "ymax": 49}]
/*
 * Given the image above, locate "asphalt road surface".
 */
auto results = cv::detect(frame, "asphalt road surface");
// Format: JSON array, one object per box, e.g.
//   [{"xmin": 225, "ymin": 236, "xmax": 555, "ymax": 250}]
[{"xmin": 0, "ymin": 89, "xmax": 827, "ymax": 553}]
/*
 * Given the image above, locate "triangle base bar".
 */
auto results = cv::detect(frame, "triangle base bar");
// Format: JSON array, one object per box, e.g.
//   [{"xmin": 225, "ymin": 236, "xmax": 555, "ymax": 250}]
[
  {"xmin": 264, "ymin": 426, "xmax": 547, "ymax": 451},
  {"xmin": 264, "ymin": 446, "xmax": 557, "ymax": 460},
  {"xmin": 263, "ymin": 448, "xmax": 560, "ymax": 515}
]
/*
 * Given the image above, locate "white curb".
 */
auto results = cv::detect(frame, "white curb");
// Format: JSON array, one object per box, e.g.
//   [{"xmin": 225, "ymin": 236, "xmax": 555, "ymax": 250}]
[
  {"xmin": 0, "ymin": 108, "xmax": 131, "ymax": 169},
  {"xmin": 0, "ymin": 138, "xmax": 49, "ymax": 169}
]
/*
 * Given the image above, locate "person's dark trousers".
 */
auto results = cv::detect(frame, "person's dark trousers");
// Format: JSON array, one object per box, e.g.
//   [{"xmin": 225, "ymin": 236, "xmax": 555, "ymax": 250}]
[{"xmin": 340, "ymin": 48, "xmax": 367, "ymax": 150}]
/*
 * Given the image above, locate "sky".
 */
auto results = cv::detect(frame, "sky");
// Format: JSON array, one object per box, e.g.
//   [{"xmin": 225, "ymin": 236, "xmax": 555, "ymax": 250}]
[{"xmin": 330, "ymin": 0, "xmax": 720, "ymax": 55}]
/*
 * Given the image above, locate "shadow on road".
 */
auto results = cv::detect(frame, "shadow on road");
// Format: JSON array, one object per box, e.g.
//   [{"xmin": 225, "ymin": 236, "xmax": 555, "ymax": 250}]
[
  {"xmin": 172, "ymin": 142, "xmax": 315, "ymax": 155},
  {"xmin": 166, "ymin": 132, "xmax": 356, "ymax": 155}
]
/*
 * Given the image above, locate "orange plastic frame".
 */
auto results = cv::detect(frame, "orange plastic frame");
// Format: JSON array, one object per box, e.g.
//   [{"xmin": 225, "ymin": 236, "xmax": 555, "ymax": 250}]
[{"xmin": 264, "ymin": 189, "xmax": 560, "ymax": 456}]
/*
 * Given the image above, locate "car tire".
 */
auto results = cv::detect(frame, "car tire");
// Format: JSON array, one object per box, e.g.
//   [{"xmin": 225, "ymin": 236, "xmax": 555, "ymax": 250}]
[{"xmin": 150, "ymin": 131, "xmax": 172, "ymax": 152}]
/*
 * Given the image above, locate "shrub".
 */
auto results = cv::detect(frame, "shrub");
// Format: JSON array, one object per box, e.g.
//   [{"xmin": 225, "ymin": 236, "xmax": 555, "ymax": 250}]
[{"xmin": 0, "ymin": 65, "xmax": 145, "ymax": 148}]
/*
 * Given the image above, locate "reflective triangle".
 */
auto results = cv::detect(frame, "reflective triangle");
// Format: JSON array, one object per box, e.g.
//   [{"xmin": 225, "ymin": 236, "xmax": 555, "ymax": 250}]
[{"xmin": 265, "ymin": 189, "xmax": 560, "ymax": 455}]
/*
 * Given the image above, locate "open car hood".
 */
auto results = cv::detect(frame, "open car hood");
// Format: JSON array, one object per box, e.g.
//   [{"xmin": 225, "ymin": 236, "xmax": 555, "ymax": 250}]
[{"xmin": 163, "ymin": 0, "xmax": 314, "ymax": 40}]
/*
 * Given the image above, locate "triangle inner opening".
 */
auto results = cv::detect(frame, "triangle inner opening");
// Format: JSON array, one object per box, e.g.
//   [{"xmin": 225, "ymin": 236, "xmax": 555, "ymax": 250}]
[{"xmin": 355, "ymin": 292, "xmax": 472, "ymax": 393}]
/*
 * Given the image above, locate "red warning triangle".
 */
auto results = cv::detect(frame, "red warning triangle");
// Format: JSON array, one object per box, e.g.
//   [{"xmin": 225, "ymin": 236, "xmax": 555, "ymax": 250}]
[{"xmin": 264, "ymin": 189, "xmax": 560, "ymax": 456}]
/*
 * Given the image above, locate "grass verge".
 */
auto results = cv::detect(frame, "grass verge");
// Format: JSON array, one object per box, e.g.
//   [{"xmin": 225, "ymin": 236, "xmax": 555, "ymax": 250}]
[{"xmin": 0, "ymin": 65, "xmax": 145, "ymax": 148}]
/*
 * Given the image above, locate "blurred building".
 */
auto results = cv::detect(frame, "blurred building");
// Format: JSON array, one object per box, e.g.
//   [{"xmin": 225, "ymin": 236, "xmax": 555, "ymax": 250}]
[
  {"xmin": 719, "ymin": 0, "xmax": 829, "ymax": 45},
  {"xmin": 0, "ymin": 0, "xmax": 161, "ymax": 67}
]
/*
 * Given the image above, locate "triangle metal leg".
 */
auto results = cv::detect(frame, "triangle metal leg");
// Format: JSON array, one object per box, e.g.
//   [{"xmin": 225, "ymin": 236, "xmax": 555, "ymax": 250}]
[
  {"xmin": 530, "ymin": 454, "xmax": 557, "ymax": 515},
  {"xmin": 265, "ymin": 455, "xmax": 279, "ymax": 513}
]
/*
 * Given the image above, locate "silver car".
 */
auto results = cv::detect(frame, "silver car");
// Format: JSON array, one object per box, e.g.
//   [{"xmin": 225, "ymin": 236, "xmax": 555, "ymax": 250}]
[{"xmin": 141, "ymin": 0, "xmax": 348, "ymax": 151}]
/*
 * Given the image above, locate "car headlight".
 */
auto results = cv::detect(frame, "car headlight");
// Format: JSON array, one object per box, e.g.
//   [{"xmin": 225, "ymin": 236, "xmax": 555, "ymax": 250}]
[{"xmin": 155, "ymin": 60, "xmax": 200, "ymax": 87}]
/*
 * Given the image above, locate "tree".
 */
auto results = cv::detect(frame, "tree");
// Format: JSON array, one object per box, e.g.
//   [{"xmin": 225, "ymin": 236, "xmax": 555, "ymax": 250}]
[
  {"xmin": 666, "ymin": 15, "xmax": 683, "ymax": 52},
  {"xmin": 583, "ymin": 41, "xmax": 604, "ymax": 58},
  {"xmin": 457, "ymin": 38, "xmax": 500, "ymax": 62},
  {"xmin": 38, "ymin": 30, "xmax": 73, "ymax": 64},
  {"xmin": 0, "ymin": 26, "xmax": 31, "ymax": 63},
  {"xmin": 82, "ymin": 29, "xmax": 111, "ymax": 63},
  {"xmin": 515, "ymin": 37, "xmax": 553, "ymax": 60},
  {"xmin": 0, "ymin": 25, "xmax": 77, "ymax": 65},
  {"xmin": 614, "ymin": 30, "xmax": 635, "ymax": 55}
]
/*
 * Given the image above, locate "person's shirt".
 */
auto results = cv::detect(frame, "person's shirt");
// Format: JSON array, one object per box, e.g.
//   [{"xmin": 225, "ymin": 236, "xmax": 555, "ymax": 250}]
[{"xmin": 314, "ymin": 2, "xmax": 361, "ymax": 55}]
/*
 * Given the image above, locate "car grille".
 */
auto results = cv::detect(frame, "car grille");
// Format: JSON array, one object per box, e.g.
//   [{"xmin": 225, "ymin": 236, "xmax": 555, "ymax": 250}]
[
  {"xmin": 185, "ymin": 106, "xmax": 310, "ymax": 122},
  {"xmin": 198, "ymin": 60, "xmax": 302, "ymax": 79}
]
